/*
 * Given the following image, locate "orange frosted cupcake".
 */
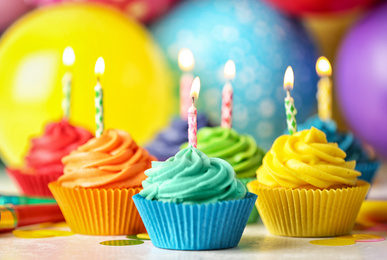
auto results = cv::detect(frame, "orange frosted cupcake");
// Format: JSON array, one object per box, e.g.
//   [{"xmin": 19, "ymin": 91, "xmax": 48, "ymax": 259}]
[
  {"xmin": 49, "ymin": 129, "xmax": 156, "ymax": 235},
  {"xmin": 247, "ymin": 127, "xmax": 370, "ymax": 237}
]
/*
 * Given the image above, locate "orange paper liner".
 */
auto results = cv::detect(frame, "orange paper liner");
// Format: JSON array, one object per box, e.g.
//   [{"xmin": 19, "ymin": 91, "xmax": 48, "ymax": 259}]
[
  {"xmin": 6, "ymin": 168, "xmax": 62, "ymax": 197},
  {"xmin": 48, "ymin": 181, "xmax": 145, "ymax": 235},
  {"xmin": 247, "ymin": 180, "xmax": 370, "ymax": 237}
]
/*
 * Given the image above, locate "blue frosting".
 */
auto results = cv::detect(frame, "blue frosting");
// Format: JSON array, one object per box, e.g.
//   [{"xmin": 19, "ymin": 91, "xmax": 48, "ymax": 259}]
[{"xmin": 145, "ymin": 114, "xmax": 210, "ymax": 161}]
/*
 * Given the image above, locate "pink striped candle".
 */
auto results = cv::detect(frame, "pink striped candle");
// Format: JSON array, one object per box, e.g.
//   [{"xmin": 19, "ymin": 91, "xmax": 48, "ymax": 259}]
[
  {"xmin": 188, "ymin": 77, "xmax": 200, "ymax": 148},
  {"xmin": 221, "ymin": 60, "xmax": 236, "ymax": 128},
  {"xmin": 178, "ymin": 48, "xmax": 195, "ymax": 119}
]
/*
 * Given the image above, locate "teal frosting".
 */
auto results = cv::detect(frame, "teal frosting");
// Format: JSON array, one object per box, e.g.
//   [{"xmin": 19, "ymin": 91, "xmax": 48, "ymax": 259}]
[
  {"xmin": 140, "ymin": 146, "xmax": 246, "ymax": 204},
  {"xmin": 182, "ymin": 127, "xmax": 265, "ymax": 179}
]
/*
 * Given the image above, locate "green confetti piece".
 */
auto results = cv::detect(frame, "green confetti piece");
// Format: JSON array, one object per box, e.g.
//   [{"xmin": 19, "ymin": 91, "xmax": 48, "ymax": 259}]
[{"xmin": 100, "ymin": 240, "xmax": 144, "ymax": 246}]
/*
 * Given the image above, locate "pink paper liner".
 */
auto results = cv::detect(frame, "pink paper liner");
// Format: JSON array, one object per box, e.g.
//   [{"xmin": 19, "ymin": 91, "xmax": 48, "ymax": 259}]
[{"xmin": 6, "ymin": 168, "xmax": 62, "ymax": 197}]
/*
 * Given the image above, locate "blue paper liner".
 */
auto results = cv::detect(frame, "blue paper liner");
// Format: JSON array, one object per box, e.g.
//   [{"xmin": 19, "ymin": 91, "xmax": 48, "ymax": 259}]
[
  {"xmin": 133, "ymin": 192, "xmax": 257, "ymax": 250},
  {"xmin": 356, "ymin": 160, "xmax": 380, "ymax": 184}
]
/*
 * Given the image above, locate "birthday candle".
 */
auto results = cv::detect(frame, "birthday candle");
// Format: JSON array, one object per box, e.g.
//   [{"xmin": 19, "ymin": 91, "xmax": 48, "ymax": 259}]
[
  {"xmin": 94, "ymin": 57, "xmax": 105, "ymax": 138},
  {"xmin": 283, "ymin": 66, "xmax": 297, "ymax": 135},
  {"xmin": 316, "ymin": 56, "xmax": 332, "ymax": 121},
  {"xmin": 178, "ymin": 48, "xmax": 195, "ymax": 119},
  {"xmin": 188, "ymin": 77, "xmax": 200, "ymax": 148},
  {"xmin": 221, "ymin": 60, "xmax": 236, "ymax": 129},
  {"xmin": 61, "ymin": 47, "xmax": 75, "ymax": 119}
]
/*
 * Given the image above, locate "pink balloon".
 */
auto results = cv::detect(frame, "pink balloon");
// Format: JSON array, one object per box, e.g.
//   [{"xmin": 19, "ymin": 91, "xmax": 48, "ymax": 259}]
[
  {"xmin": 26, "ymin": 0, "xmax": 179, "ymax": 23},
  {"xmin": 0, "ymin": 0, "xmax": 33, "ymax": 32}
]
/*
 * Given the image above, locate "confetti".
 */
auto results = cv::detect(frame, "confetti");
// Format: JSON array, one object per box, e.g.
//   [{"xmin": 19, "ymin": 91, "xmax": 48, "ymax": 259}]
[
  {"xmin": 309, "ymin": 239, "xmax": 355, "ymax": 246},
  {"xmin": 136, "ymin": 233, "xmax": 150, "ymax": 240},
  {"xmin": 100, "ymin": 240, "xmax": 144, "ymax": 246}
]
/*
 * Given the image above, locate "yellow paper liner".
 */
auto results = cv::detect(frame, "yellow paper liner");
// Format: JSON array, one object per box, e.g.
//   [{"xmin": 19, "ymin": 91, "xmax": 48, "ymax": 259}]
[
  {"xmin": 48, "ymin": 181, "xmax": 145, "ymax": 235},
  {"xmin": 247, "ymin": 180, "xmax": 370, "ymax": 237}
]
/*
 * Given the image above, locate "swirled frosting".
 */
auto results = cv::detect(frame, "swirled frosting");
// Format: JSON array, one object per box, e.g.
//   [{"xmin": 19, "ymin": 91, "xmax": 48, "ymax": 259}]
[
  {"xmin": 182, "ymin": 127, "xmax": 265, "ymax": 178},
  {"xmin": 58, "ymin": 129, "xmax": 156, "ymax": 189},
  {"xmin": 25, "ymin": 119, "xmax": 93, "ymax": 172},
  {"xmin": 257, "ymin": 127, "xmax": 361, "ymax": 189},
  {"xmin": 297, "ymin": 115, "xmax": 371, "ymax": 162},
  {"xmin": 140, "ymin": 146, "xmax": 246, "ymax": 204},
  {"xmin": 145, "ymin": 114, "xmax": 209, "ymax": 161}
]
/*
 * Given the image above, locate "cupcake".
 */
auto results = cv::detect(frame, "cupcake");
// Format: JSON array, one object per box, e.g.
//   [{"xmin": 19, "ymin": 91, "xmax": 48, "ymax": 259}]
[
  {"xmin": 182, "ymin": 126, "xmax": 265, "ymax": 223},
  {"xmin": 297, "ymin": 115, "xmax": 380, "ymax": 183},
  {"xmin": 6, "ymin": 119, "xmax": 92, "ymax": 197},
  {"xmin": 133, "ymin": 146, "xmax": 257, "ymax": 250},
  {"xmin": 145, "ymin": 114, "xmax": 210, "ymax": 161},
  {"xmin": 49, "ymin": 129, "xmax": 156, "ymax": 235},
  {"xmin": 247, "ymin": 127, "xmax": 370, "ymax": 237}
]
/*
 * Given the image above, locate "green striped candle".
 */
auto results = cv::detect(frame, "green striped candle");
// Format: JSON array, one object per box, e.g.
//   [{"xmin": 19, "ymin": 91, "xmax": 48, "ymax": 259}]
[
  {"xmin": 283, "ymin": 66, "xmax": 297, "ymax": 135},
  {"xmin": 94, "ymin": 57, "xmax": 105, "ymax": 137},
  {"xmin": 62, "ymin": 47, "xmax": 75, "ymax": 119}
]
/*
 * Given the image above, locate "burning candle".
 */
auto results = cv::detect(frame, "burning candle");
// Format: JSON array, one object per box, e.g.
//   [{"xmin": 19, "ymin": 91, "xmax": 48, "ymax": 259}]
[
  {"xmin": 188, "ymin": 76, "xmax": 200, "ymax": 148},
  {"xmin": 283, "ymin": 66, "xmax": 297, "ymax": 135},
  {"xmin": 316, "ymin": 56, "xmax": 332, "ymax": 121},
  {"xmin": 61, "ymin": 46, "xmax": 75, "ymax": 119},
  {"xmin": 94, "ymin": 57, "xmax": 105, "ymax": 138},
  {"xmin": 178, "ymin": 48, "xmax": 195, "ymax": 119},
  {"xmin": 221, "ymin": 60, "xmax": 236, "ymax": 129}
]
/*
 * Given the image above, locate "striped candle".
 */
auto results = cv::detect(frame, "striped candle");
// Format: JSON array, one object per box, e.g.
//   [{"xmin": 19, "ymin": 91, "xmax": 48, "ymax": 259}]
[
  {"xmin": 61, "ymin": 47, "xmax": 75, "ymax": 119},
  {"xmin": 188, "ymin": 77, "xmax": 200, "ymax": 148},
  {"xmin": 316, "ymin": 56, "xmax": 332, "ymax": 121},
  {"xmin": 283, "ymin": 66, "xmax": 297, "ymax": 135},
  {"xmin": 221, "ymin": 60, "xmax": 236, "ymax": 128},
  {"xmin": 94, "ymin": 57, "xmax": 105, "ymax": 138}
]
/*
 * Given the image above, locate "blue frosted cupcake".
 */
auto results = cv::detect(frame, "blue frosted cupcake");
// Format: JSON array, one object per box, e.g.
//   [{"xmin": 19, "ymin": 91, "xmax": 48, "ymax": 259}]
[
  {"xmin": 296, "ymin": 115, "xmax": 380, "ymax": 183},
  {"xmin": 133, "ymin": 146, "xmax": 256, "ymax": 250},
  {"xmin": 145, "ymin": 114, "xmax": 210, "ymax": 161}
]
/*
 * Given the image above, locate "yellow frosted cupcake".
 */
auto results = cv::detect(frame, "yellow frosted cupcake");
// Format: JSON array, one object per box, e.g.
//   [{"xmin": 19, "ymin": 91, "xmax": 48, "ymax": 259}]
[{"xmin": 247, "ymin": 127, "xmax": 370, "ymax": 237}]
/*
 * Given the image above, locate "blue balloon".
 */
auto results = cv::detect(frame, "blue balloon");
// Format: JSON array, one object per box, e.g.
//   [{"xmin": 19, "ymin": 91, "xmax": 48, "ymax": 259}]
[{"xmin": 151, "ymin": 0, "xmax": 318, "ymax": 150}]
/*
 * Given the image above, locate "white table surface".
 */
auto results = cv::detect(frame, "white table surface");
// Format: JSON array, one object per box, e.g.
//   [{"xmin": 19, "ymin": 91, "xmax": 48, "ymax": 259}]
[{"xmin": 1, "ymin": 162, "xmax": 387, "ymax": 260}]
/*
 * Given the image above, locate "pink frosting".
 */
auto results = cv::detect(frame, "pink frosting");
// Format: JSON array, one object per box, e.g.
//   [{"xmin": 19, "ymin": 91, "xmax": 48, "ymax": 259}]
[{"xmin": 25, "ymin": 119, "xmax": 93, "ymax": 172}]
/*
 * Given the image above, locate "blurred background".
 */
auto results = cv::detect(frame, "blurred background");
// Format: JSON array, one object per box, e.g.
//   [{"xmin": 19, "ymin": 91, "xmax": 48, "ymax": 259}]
[{"xmin": 1, "ymin": 0, "xmax": 387, "ymax": 193}]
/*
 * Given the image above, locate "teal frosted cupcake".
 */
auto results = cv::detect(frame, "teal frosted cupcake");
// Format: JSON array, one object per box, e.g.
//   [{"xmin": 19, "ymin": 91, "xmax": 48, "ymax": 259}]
[
  {"xmin": 133, "ymin": 146, "xmax": 256, "ymax": 250},
  {"xmin": 182, "ymin": 126, "xmax": 265, "ymax": 222}
]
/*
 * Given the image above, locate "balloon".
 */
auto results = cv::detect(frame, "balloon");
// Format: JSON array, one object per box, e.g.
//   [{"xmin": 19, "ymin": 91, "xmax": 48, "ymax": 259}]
[
  {"xmin": 336, "ymin": 2, "xmax": 387, "ymax": 159},
  {"xmin": 151, "ymin": 0, "xmax": 319, "ymax": 150},
  {"xmin": 263, "ymin": 0, "xmax": 378, "ymax": 16},
  {"xmin": 0, "ymin": 4, "xmax": 174, "ymax": 166},
  {"xmin": 0, "ymin": 0, "xmax": 33, "ymax": 32},
  {"xmin": 26, "ymin": 0, "xmax": 179, "ymax": 23}
]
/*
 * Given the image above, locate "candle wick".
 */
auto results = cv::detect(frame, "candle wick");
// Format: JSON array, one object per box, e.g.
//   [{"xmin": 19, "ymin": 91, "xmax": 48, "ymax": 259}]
[
  {"xmin": 286, "ymin": 90, "xmax": 290, "ymax": 99},
  {"xmin": 192, "ymin": 96, "xmax": 195, "ymax": 105}
]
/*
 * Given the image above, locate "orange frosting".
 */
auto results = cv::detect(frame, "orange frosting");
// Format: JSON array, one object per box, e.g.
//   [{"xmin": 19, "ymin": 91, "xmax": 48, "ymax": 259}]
[{"xmin": 57, "ymin": 129, "xmax": 156, "ymax": 189}]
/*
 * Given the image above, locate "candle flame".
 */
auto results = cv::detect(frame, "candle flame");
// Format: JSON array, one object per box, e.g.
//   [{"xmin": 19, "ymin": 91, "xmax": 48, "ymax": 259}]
[
  {"xmin": 94, "ymin": 57, "xmax": 105, "ymax": 76},
  {"xmin": 316, "ymin": 56, "xmax": 332, "ymax": 77},
  {"xmin": 62, "ymin": 46, "xmax": 75, "ymax": 66},
  {"xmin": 224, "ymin": 60, "xmax": 236, "ymax": 80},
  {"xmin": 190, "ymin": 76, "xmax": 201, "ymax": 101},
  {"xmin": 178, "ymin": 48, "xmax": 195, "ymax": 71},
  {"xmin": 284, "ymin": 66, "xmax": 294, "ymax": 91}
]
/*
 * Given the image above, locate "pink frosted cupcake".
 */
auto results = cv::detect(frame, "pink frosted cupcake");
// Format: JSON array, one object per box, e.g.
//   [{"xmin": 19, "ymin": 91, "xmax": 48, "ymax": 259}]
[{"xmin": 7, "ymin": 119, "xmax": 93, "ymax": 197}]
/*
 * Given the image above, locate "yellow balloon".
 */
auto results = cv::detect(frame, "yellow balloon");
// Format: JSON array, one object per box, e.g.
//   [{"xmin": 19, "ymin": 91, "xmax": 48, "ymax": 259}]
[{"xmin": 0, "ymin": 3, "xmax": 175, "ymax": 166}]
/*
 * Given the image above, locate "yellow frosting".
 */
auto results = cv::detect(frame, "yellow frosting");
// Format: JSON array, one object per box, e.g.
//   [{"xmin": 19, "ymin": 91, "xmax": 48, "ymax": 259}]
[{"xmin": 256, "ymin": 127, "xmax": 361, "ymax": 189}]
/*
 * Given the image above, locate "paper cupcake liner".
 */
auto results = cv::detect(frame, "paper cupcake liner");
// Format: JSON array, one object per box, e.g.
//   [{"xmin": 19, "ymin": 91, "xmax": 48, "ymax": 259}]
[
  {"xmin": 6, "ymin": 168, "xmax": 62, "ymax": 197},
  {"xmin": 48, "ymin": 181, "xmax": 145, "ymax": 235},
  {"xmin": 239, "ymin": 177, "xmax": 260, "ymax": 224},
  {"xmin": 355, "ymin": 160, "xmax": 380, "ymax": 184},
  {"xmin": 247, "ymin": 180, "xmax": 370, "ymax": 237},
  {"xmin": 133, "ymin": 192, "xmax": 257, "ymax": 250}
]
